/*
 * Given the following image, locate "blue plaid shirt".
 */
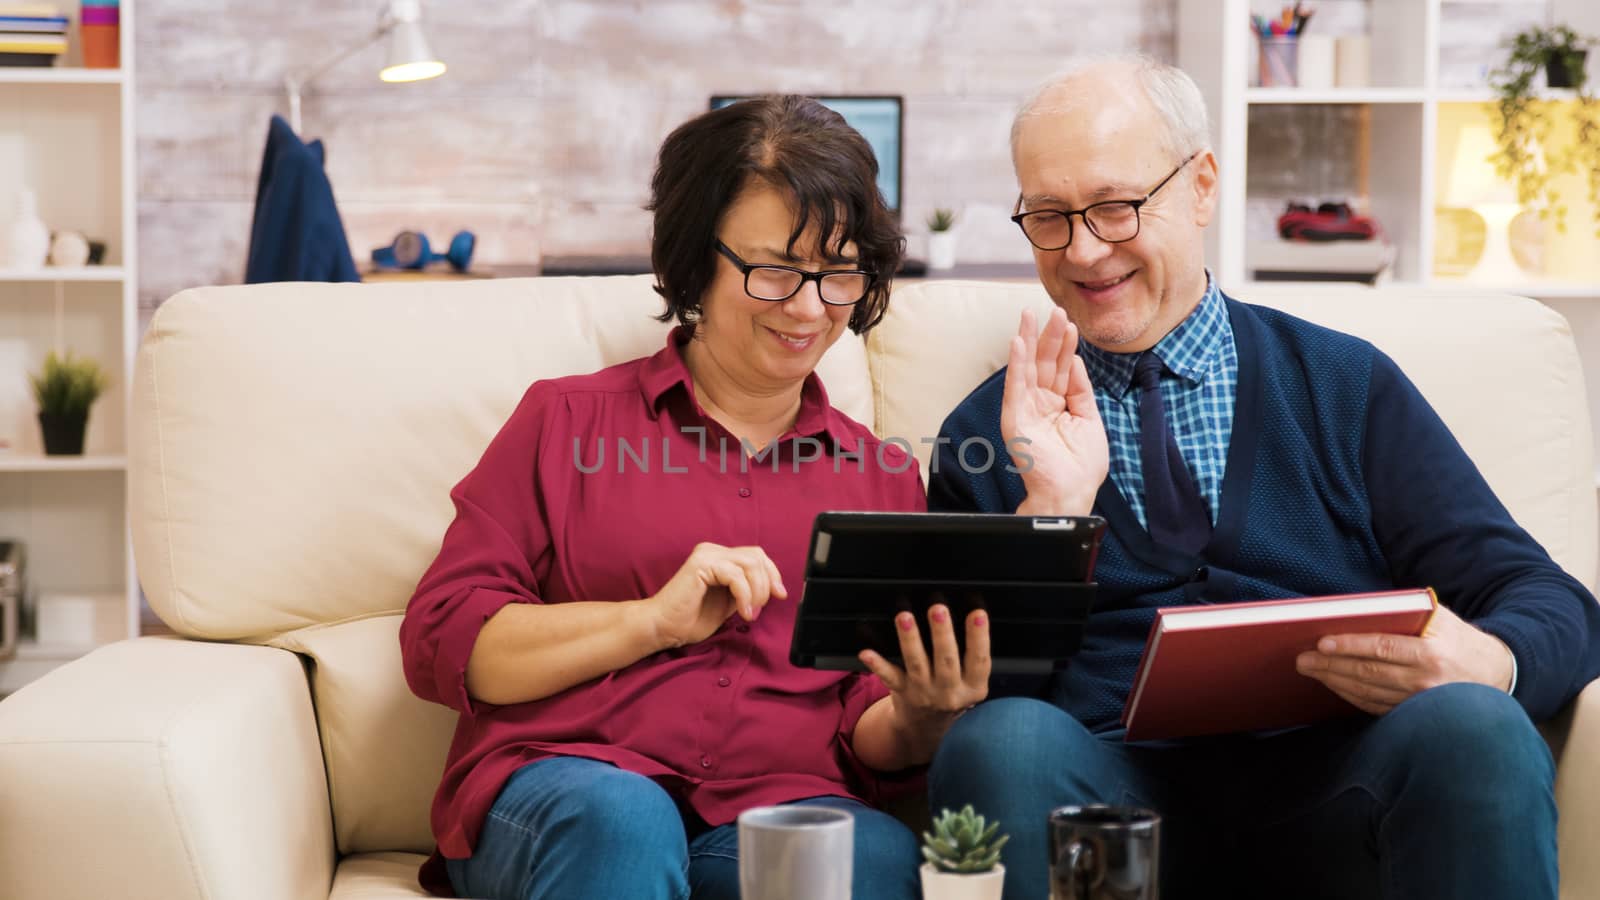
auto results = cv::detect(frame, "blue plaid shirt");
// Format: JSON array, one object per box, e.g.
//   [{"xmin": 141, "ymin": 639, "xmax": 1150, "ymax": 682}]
[{"xmin": 1078, "ymin": 276, "xmax": 1236, "ymax": 529}]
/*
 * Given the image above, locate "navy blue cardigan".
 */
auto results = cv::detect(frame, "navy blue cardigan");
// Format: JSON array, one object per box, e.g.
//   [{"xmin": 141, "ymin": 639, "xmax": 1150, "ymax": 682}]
[
  {"xmin": 928, "ymin": 295, "xmax": 1600, "ymax": 730},
  {"xmin": 245, "ymin": 115, "xmax": 360, "ymax": 285}
]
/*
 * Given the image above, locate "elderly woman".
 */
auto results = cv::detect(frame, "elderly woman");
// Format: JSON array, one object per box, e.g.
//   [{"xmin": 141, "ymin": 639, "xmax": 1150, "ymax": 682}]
[{"xmin": 400, "ymin": 95, "xmax": 991, "ymax": 900}]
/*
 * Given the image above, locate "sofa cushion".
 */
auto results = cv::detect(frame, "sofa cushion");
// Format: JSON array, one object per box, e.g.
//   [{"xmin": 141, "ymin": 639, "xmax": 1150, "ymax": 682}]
[
  {"xmin": 1235, "ymin": 286, "xmax": 1596, "ymax": 590},
  {"xmin": 133, "ymin": 275, "xmax": 874, "ymax": 639},
  {"xmin": 872, "ymin": 281, "xmax": 1596, "ymax": 590},
  {"xmin": 867, "ymin": 279, "xmax": 1055, "ymax": 479},
  {"xmin": 272, "ymin": 616, "xmax": 449, "ymax": 855},
  {"xmin": 330, "ymin": 852, "xmax": 432, "ymax": 899}
]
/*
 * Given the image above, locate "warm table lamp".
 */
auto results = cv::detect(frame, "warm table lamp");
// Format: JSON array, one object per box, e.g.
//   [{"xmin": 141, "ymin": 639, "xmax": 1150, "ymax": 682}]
[
  {"xmin": 283, "ymin": 0, "xmax": 446, "ymax": 134},
  {"xmin": 1442, "ymin": 123, "xmax": 1528, "ymax": 281}
]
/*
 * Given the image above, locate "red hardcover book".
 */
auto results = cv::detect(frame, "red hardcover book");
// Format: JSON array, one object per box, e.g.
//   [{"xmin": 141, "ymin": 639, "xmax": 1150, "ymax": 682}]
[{"xmin": 1121, "ymin": 588, "xmax": 1438, "ymax": 742}]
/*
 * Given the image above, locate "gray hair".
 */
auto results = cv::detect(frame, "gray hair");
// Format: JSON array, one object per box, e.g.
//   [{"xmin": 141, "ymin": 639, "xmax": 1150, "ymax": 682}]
[{"xmin": 1010, "ymin": 54, "xmax": 1212, "ymax": 162}]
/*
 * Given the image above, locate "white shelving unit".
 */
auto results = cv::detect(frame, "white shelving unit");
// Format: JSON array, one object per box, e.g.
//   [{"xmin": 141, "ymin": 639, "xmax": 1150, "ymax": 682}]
[
  {"xmin": 1178, "ymin": 0, "xmax": 1600, "ymax": 303},
  {"xmin": 0, "ymin": 1, "xmax": 138, "ymax": 695}
]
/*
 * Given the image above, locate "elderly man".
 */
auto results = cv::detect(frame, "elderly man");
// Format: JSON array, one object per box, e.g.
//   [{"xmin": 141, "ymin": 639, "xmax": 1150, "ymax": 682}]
[{"xmin": 926, "ymin": 55, "xmax": 1600, "ymax": 899}]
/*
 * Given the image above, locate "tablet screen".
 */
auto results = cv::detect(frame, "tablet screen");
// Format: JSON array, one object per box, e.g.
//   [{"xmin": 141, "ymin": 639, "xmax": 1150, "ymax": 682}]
[{"xmin": 791, "ymin": 512, "xmax": 1105, "ymax": 673}]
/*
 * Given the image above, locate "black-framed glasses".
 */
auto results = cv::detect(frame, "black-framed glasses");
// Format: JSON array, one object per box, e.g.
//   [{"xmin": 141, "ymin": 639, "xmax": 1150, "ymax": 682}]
[
  {"xmin": 714, "ymin": 240, "xmax": 873, "ymax": 306},
  {"xmin": 1010, "ymin": 152, "xmax": 1199, "ymax": 251}
]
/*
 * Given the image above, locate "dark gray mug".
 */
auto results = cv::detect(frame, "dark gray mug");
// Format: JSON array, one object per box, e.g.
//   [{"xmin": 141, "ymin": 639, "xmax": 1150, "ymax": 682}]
[{"xmin": 1049, "ymin": 805, "xmax": 1160, "ymax": 900}]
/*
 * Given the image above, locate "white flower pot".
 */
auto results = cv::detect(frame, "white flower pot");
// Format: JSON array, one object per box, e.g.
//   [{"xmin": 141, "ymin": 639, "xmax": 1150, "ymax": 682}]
[
  {"xmin": 920, "ymin": 862, "xmax": 1005, "ymax": 900},
  {"xmin": 927, "ymin": 231, "xmax": 958, "ymax": 270}
]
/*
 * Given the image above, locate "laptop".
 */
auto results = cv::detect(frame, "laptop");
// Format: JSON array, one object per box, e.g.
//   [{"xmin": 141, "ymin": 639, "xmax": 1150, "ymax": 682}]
[{"xmin": 789, "ymin": 512, "xmax": 1105, "ymax": 675}]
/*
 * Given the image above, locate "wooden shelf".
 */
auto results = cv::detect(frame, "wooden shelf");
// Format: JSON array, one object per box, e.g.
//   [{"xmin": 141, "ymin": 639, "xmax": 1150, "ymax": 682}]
[
  {"xmin": 1246, "ymin": 88, "xmax": 1428, "ymax": 105},
  {"xmin": 0, "ymin": 266, "xmax": 126, "ymax": 283},
  {"xmin": 0, "ymin": 454, "xmax": 127, "ymax": 473},
  {"xmin": 0, "ymin": 68, "xmax": 123, "ymax": 85}
]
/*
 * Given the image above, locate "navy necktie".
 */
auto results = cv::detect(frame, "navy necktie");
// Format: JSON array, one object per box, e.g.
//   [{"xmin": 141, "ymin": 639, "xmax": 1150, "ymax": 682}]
[{"xmin": 1134, "ymin": 350, "xmax": 1212, "ymax": 554}]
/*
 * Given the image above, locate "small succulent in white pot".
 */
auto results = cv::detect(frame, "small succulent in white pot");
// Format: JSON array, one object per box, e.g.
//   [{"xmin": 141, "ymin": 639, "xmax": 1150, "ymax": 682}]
[
  {"xmin": 920, "ymin": 805, "xmax": 1008, "ymax": 900},
  {"xmin": 925, "ymin": 207, "xmax": 959, "ymax": 270}
]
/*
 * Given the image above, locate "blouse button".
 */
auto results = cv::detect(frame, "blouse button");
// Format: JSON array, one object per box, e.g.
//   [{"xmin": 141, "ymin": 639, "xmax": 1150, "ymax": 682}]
[
  {"xmin": 718, "ymin": 675, "xmax": 731, "ymax": 687},
  {"xmin": 736, "ymin": 624, "xmax": 751, "ymax": 634},
  {"xmin": 738, "ymin": 487, "xmax": 752, "ymax": 498},
  {"xmin": 700, "ymin": 755, "xmax": 712, "ymax": 769}
]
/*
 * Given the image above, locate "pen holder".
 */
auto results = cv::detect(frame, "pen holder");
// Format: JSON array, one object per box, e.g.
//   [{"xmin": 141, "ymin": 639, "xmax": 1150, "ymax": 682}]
[{"xmin": 1257, "ymin": 36, "xmax": 1298, "ymax": 88}]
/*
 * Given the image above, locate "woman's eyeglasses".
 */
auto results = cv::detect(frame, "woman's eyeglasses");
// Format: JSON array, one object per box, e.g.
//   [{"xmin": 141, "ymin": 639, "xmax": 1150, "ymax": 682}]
[{"xmin": 715, "ymin": 241, "xmax": 873, "ymax": 306}]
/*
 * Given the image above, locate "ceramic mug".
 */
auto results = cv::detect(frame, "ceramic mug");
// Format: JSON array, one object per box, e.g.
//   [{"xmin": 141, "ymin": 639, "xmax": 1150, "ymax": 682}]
[
  {"xmin": 1049, "ymin": 805, "xmax": 1161, "ymax": 900},
  {"xmin": 738, "ymin": 805, "xmax": 854, "ymax": 900}
]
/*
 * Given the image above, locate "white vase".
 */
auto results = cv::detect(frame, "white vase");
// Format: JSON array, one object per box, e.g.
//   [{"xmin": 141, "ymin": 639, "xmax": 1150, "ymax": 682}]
[
  {"xmin": 928, "ymin": 231, "xmax": 957, "ymax": 270},
  {"xmin": 6, "ymin": 188, "xmax": 50, "ymax": 269},
  {"xmin": 920, "ymin": 863, "xmax": 1005, "ymax": 900}
]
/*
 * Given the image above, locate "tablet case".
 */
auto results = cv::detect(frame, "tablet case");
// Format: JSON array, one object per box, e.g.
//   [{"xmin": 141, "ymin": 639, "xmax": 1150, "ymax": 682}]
[{"xmin": 789, "ymin": 512, "xmax": 1104, "ymax": 674}]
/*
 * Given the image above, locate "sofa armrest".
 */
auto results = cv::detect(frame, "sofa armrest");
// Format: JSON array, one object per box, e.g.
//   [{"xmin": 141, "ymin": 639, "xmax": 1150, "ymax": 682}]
[
  {"xmin": 1543, "ymin": 679, "xmax": 1600, "ymax": 900},
  {"xmin": 0, "ymin": 637, "xmax": 336, "ymax": 900}
]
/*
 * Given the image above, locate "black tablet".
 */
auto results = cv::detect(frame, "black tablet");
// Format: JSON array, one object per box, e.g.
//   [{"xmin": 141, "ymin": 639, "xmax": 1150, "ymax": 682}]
[{"xmin": 789, "ymin": 512, "xmax": 1105, "ymax": 675}]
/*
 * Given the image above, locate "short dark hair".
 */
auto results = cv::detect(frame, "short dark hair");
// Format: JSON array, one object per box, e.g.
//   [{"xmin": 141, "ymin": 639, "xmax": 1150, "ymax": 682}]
[{"xmin": 648, "ymin": 95, "xmax": 904, "ymax": 334}]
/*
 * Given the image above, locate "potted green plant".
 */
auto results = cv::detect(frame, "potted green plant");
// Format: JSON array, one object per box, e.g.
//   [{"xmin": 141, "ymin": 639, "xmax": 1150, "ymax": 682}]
[
  {"xmin": 921, "ymin": 805, "xmax": 1009, "ymax": 900},
  {"xmin": 1488, "ymin": 25, "xmax": 1600, "ymax": 235},
  {"xmin": 29, "ymin": 350, "xmax": 108, "ymax": 455},
  {"xmin": 926, "ymin": 207, "xmax": 958, "ymax": 270}
]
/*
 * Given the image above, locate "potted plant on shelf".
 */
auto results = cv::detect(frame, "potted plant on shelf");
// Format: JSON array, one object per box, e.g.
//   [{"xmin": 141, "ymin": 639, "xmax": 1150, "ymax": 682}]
[
  {"xmin": 921, "ymin": 805, "xmax": 1008, "ymax": 900},
  {"xmin": 29, "ymin": 350, "xmax": 108, "ymax": 456},
  {"xmin": 926, "ymin": 207, "xmax": 958, "ymax": 270},
  {"xmin": 1488, "ymin": 24, "xmax": 1600, "ymax": 235}
]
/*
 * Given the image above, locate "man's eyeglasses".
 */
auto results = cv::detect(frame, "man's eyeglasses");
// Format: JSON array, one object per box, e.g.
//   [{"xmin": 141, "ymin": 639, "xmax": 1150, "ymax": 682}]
[
  {"xmin": 1010, "ymin": 152, "xmax": 1199, "ymax": 252},
  {"xmin": 715, "ymin": 241, "xmax": 873, "ymax": 306}
]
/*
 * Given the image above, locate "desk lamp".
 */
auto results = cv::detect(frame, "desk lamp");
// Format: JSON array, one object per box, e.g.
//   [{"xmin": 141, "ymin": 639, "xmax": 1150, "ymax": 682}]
[{"xmin": 284, "ymin": 0, "xmax": 446, "ymax": 134}]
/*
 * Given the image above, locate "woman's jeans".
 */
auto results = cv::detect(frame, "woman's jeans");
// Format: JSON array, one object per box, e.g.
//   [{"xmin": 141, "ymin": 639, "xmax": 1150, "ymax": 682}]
[
  {"xmin": 446, "ymin": 755, "xmax": 921, "ymax": 900},
  {"xmin": 929, "ymin": 684, "xmax": 1557, "ymax": 900}
]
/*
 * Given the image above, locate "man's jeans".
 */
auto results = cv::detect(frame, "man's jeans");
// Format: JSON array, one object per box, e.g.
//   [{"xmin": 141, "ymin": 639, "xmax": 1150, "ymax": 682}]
[
  {"xmin": 446, "ymin": 756, "xmax": 921, "ymax": 900},
  {"xmin": 930, "ymin": 683, "xmax": 1556, "ymax": 900}
]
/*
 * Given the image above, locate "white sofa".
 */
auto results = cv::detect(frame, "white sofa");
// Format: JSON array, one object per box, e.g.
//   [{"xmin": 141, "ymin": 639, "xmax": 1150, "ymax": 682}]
[{"xmin": 2, "ymin": 275, "xmax": 1599, "ymax": 899}]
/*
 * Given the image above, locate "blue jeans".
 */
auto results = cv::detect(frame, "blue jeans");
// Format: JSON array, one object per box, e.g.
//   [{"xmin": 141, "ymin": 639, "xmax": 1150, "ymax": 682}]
[
  {"xmin": 446, "ymin": 756, "xmax": 921, "ymax": 900},
  {"xmin": 929, "ymin": 684, "xmax": 1556, "ymax": 900}
]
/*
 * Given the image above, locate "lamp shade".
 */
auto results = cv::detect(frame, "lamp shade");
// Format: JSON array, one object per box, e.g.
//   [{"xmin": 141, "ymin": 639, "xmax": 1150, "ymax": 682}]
[
  {"xmin": 1444, "ymin": 123, "xmax": 1518, "ymax": 208},
  {"xmin": 380, "ymin": 20, "xmax": 445, "ymax": 82}
]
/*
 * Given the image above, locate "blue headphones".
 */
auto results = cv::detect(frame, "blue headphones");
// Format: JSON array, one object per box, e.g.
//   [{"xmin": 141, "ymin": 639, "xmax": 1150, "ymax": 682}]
[{"xmin": 371, "ymin": 230, "xmax": 476, "ymax": 272}]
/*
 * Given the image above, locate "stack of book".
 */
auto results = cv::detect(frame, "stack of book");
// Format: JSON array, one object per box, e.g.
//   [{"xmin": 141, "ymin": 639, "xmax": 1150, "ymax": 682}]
[{"xmin": 0, "ymin": 5, "xmax": 68, "ymax": 67}]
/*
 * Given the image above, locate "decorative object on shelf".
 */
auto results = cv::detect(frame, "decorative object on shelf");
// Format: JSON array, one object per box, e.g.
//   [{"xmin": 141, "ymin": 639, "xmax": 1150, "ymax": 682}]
[
  {"xmin": 80, "ymin": 0, "xmax": 119, "ymax": 69},
  {"xmin": 0, "ymin": 5, "xmax": 67, "ymax": 67},
  {"xmin": 1276, "ymin": 201, "xmax": 1378, "ymax": 242},
  {"xmin": 921, "ymin": 805, "xmax": 1008, "ymax": 900},
  {"xmin": 0, "ymin": 338, "xmax": 24, "ymax": 453},
  {"xmin": 0, "ymin": 539, "xmax": 28, "ymax": 660},
  {"xmin": 282, "ymin": 0, "xmax": 446, "ymax": 135},
  {"xmin": 1489, "ymin": 24, "xmax": 1600, "ymax": 236},
  {"xmin": 371, "ymin": 229, "xmax": 475, "ymax": 272},
  {"xmin": 1334, "ymin": 34, "xmax": 1370, "ymax": 88},
  {"xmin": 35, "ymin": 592, "xmax": 118, "ymax": 646},
  {"xmin": 1508, "ymin": 208, "xmax": 1548, "ymax": 275},
  {"xmin": 1258, "ymin": 36, "xmax": 1298, "ymax": 87},
  {"xmin": 1443, "ymin": 122, "xmax": 1528, "ymax": 280},
  {"xmin": 28, "ymin": 349, "xmax": 108, "ymax": 456},
  {"xmin": 1297, "ymin": 34, "xmax": 1336, "ymax": 90},
  {"xmin": 1431, "ymin": 206, "xmax": 1487, "ymax": 278},
  {"xmin": 5, "ymin": 187, "xmax": 49, "ymax": 269},
  {"xmin": 46, "ymin": 230, "xmax": 89, "ymax": 267},
  {"xmin": 1248, "ymin": 5, "xmax": 1319, "ymax": 88},
  {"xmin": 1249, "ymin": 237, "xmax": 1394, "ymax": 284},
  {"xmin": 926, "ymin": 207, "xmax": 958, "ymax": 271}
]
